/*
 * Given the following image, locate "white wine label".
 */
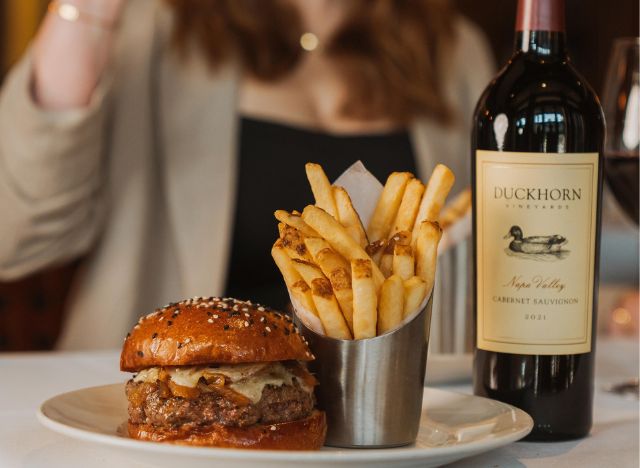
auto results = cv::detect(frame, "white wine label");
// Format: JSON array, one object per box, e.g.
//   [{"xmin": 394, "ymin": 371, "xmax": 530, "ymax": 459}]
[{"xmin": 476, "ymin": 150, "xmax": 598, "ymax": 355}]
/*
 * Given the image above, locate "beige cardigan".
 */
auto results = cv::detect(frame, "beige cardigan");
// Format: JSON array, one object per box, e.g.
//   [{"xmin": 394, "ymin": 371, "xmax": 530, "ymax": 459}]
[{"xmin": 0, "ymin": 1, "xmax": 494, "ymax": 349}]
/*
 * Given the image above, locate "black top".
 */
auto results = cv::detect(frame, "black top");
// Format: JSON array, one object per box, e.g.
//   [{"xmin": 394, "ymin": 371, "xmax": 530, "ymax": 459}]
[{"xmin": 224, "ymin": 117, "xmax": 417, "ymax": 310}]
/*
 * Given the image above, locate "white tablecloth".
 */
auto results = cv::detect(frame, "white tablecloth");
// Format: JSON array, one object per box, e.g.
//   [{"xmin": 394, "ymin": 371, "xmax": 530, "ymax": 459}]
[{"xmin": 0, "ymin": 339, "xmax": 637, "ymax": 467}]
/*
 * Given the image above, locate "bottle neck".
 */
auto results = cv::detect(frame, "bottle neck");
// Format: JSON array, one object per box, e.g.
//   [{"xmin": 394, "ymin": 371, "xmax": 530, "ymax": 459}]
[
  {"xmin": 515, "ymin": 0, "xmax": 567, "ymax": 58},
  {"xmin": 516, "ymin": 31, "xmax": 567, "ymax": 57}
]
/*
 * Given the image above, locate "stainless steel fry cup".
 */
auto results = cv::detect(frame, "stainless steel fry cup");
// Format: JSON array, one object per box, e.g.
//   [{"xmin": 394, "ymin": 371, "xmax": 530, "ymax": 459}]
[{"xmin": 295, "ymin": 292, "xmax": 433, "ymax": 448}]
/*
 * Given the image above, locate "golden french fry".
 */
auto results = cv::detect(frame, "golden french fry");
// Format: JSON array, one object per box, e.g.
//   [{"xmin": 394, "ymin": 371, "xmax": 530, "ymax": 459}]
[
  {"xmin": 412, "ymin": 164, "xmax": 455, "ymax": 243},
  {"xmin": 403, "ymin": 276, "xmax": 427, "ymax": 318},
  {"xmin": 305, "ymin": 163, "xmax": 338, "ymax": 218},
  {"xmin": 351, "ymin": 259, "xmax": 378, "ymax": 339},
  {"xmin": 333, "ymin": 186, "xmax": 368, "ymax": 248},
  {"xmin": 393, "ymin": 244, "xmax": 414, "ymax": 281},
  {"xmin": 378, "ymin": 275, "xmax": 404, "ymax": 334},
  {"xmin": 271, "ymin": 241, "xmax": 299, "ymax": 287},
  {"xmin": 305, "ymin": 238, "xmax": 354, "ymax": 331},
  {"xmin": 387, "ymin": 230, "xmax": 412, "ymax": 247},
  {"xmin": 415, "ymin": 220, "xmax": 443, "ymax": 296},
  {"xmin": 380, "ymin": 252, "xmax": 393, "ymax": 277},
  {"xmin": 392, "ymin": 178, "xmax": 425, "ymax": 235},
  {"xmin": 271, "ymin": 242, "xmax": 319, "ymax": 317},
  {"xmin": 280, "ymin": 224, "xmax": 313, "ymax": 261},
  {"xmin": 379, "ymin": 230, "xmax": 411, "ymax": 277},
  {"xmin": 292, "ymin": 259, "xmax": 351, "ymax": 339},
  {"xmin": 275, "ymin": 210, "xmax": 319, "ymax": 238},
  {"xmin": 291, "ymin": 280, "xmax": 320, "ymax": 318},
  {"xmin": 367, "ymin": 172, "xmax": 412, "ymax": 242},
  {"xmin": 439, "ymin": 188, "xmax": 472, "ymax": 229},
  {"xmin": 302, "ymin": 205, "xmax": 385, "ymax": 288},
  {"xmin": 316, "ymin": 248, "xmax": 354, "ymax": 333},
  {"xmin": 303, "ymin": 237, "xmax": 333, "ymax": 260},
  {"xmin": 366, "ymin": 239, "xmax": 386, "ymax": 265}
]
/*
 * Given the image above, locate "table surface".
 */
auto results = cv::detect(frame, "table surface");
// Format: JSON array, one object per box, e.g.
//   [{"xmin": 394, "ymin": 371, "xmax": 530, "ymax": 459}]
[{"xmin": 1, "ymin": 338, "xmax": 638, "ymax": 468}]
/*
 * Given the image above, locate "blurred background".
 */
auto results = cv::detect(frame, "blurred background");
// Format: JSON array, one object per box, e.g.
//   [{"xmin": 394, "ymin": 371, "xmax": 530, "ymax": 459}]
[{"xmin": 0, "ymin": 0, "xmax": 638, "ymax": 351}]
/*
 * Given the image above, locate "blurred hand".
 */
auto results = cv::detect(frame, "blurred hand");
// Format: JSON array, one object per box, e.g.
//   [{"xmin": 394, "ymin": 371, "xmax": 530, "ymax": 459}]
[{"xmin": 32, "ymin": 0, "xmax": 127, "ymax": 109}]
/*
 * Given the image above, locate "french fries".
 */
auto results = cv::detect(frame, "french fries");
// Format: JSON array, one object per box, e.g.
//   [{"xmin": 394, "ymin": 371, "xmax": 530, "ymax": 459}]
[
  {"xmin": 303, "ymin": 237, "xmax": 333, "ymax": 259},
  {"xmin": 393, "ymin": 244, "xmax": 414, "ymax": 281},
  {"xmin": 367, "ymin": 172, "xmax": 412, "ymax": 242},
  {"xmin": 403, "ymin": 276, "xmax": 428, "ymax": 318},
  {"xmin": 305, "ymin": 239, "xmax": 355, "ymax": 333},
  {"xmin": 366, "ymin": 239, "xmax": 386, "ymax": 265},
  {"xmin": 412, "ymin": 164, "xmax": 454, "ymax": 244},
  {"xmin": 302, "ymin": 205, "xmax": 385, "ymax": 288},
  {"xmin": 292, "ymin": 259, "xmax": 352, "ymax": 339},
  {"xmin": 280, "ymin": 224, "xmax": 313, "ymax": 261},
  {"xmin": 415, "ymin": 220, "xmax": 443, "ymax": 296},
  {"xmin": 271, "ymin": 241, "xmax": 319, "ymax": 318},
  {"xmin": 306, "ymin": 163, "xmax": 338, "ymax": 218},
  {"xmin": 378, "ymin": 275, "xmax": 404, "ymax": 334},
  {"xmin": 275, "ymin": 210, "xmax": 319, "ymax": 238},
  {"xmin": 380, "ymin": 231, "xmax": 411, "ymax": 277},
  {"xmin": 392, "ymin": 178, "xmax": 425, "ymax": 235},
  {"xmin": 351, "ymin": 259, "xmax": 377, "ymax": 339},
  {"xmin": 272, "ymin": 162, "xmax": 453, "ymax": 339},
  {"xmin": 333, "ymin": 186, "xmax": 368, "ymax": 248}
]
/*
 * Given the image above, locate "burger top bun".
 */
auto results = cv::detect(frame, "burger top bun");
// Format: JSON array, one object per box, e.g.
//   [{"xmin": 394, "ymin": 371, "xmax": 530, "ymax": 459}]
[{"xmin": 120, "ymin": 297, "xmax": 314, "ymax": 372}]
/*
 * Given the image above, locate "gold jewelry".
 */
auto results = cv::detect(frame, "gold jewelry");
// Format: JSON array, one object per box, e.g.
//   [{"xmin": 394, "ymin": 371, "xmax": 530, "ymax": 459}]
[
  {"xmin": 48, "ymin": 1, "xmax": 118, "ymax": 30},
  {"xmin": 300, "ymin": 32, "xmax": 319, "ymax": 52}
]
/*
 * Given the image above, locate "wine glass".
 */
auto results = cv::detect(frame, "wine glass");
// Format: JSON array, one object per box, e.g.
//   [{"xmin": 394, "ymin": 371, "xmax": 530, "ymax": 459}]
[
  {"xmin": 602, "ymin": 37, "xmax": 639, "ymax": 398},
  {"xmin": 603, "ymin": 38, "xmax": 639, "ymax": 224}
]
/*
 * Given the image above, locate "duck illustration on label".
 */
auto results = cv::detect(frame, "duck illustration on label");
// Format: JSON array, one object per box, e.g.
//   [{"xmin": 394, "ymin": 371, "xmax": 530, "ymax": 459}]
[{"xmin": 504, "ymin": 225, "xmax": 569, "ymax": 261}]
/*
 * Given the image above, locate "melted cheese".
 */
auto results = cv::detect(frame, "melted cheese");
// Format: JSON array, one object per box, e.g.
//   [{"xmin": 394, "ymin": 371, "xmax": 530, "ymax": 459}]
[{"xmin": 133, "ymin": 362, "xmax": 308, "ymax": 403}]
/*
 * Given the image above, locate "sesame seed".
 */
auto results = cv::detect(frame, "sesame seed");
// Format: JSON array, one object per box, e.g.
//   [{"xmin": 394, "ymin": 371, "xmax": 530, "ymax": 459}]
[
  {"xmin": 244, "ymin": 321, "xmax": 249, "ymax": 327},
  {"xmin": 244, "ymin": 313, "xmax": 250, "ymax": 318},
  {"xmin": 242, "ymin": 307, "xmax": 249, "ymax": 312},
  {"xmin": 265, "ymin": 327, "xmax": 271, "ymax": 332},
  {"xmin": 258, "ymin": 306, "xmax": 265, "ymax": 312},
  {"xmin": 260, "ymin": 317, "xmax": 266, "ymax": 323},
  {"xmin": 185, "ymin": 338, "xmax": 191, "ymax": 343},
  {"xmin": 159, "ymin": 317, "xmax": 164, "ymax": 321},
  {"xmin": 208, "ymin": 319, "xmax": 213, "ymax": 323},
  {"xmin": 213, "ymin": 314, "xmax": 219, "ymax": 319},
  {"xmin": 270, "ymin": 425, "xmax": 276, "ymax": 431}
]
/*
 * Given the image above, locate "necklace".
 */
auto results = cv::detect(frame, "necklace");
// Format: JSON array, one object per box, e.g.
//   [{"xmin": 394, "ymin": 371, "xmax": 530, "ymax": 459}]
[{"xmin": 300, "ymin": 32, "xmax": 319, "ymax": 51}]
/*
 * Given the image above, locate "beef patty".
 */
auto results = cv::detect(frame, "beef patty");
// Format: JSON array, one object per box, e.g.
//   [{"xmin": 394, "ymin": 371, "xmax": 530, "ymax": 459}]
[{"xmin": 126, "ymin": 379, "xmax": 315, "ymax": 429}]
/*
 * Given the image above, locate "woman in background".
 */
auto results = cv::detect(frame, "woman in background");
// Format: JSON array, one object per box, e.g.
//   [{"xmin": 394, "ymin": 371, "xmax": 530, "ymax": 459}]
[{"xmin": 0, "ymin": 0, "xmax": 493, "ymax": 349}]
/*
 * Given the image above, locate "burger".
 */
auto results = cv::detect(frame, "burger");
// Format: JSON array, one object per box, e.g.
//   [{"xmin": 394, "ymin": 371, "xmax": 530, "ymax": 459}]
[{"xmin": 120, "ymin": 296, "xmax": 326, "ymax": 449}]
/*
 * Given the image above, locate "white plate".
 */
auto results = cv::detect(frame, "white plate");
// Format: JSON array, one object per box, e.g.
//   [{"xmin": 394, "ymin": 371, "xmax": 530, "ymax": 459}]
[{"xmin": 38, "ymin": 384, "xmax": 532, "ymax": 468}]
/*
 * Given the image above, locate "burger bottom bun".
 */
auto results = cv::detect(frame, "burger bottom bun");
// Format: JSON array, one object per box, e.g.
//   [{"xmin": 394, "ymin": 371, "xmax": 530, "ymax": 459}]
[{"xmin": 128, "ymin": 410, "xmax": 326, "ymax": 450}]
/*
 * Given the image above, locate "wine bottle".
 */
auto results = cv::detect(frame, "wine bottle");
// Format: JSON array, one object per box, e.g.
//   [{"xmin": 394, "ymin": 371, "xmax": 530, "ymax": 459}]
[{"xmin": 471, "ymin": 0, "xmax": 605, "ymax": 441}]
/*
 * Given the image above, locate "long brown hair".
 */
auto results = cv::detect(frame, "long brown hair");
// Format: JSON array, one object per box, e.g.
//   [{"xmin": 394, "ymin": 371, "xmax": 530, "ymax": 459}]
[{"xmin": 167, "ymin": 0, "xmax": 455, "ymax": 124}]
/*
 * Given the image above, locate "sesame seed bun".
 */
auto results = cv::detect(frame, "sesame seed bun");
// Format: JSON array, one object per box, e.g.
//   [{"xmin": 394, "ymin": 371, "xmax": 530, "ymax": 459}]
[
  {"xmin": 127, "ymin": 410, "xmax": 326, "ymax": 450},
  {"xmin": 120, "ymin": 297, "xmax": 314, "ymax": 372}
]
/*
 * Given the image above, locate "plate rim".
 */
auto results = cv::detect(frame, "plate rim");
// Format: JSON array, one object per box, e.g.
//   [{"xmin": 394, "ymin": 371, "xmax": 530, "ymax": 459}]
[{"xmin": 37, "ymin": 383, "xmax": 533, "ymax": 462}]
